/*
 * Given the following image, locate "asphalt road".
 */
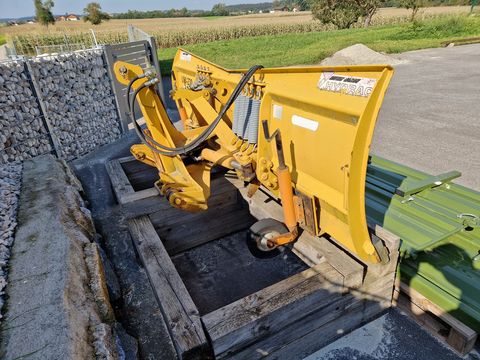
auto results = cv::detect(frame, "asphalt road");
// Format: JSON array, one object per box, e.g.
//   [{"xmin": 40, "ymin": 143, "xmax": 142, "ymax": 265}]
[{"xmin": 372, "ymin": 44, "xmax": 480, "ymax": 191}]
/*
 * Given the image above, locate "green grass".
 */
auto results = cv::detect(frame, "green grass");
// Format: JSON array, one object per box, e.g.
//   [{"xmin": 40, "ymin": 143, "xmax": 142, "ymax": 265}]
[
  {"xmin": 158, "ymin": 15, "xmax": 480, "ymax": 73},
  {"xmin": 0, "ymin": 34, "xmax": 5, "ymax": 46}
]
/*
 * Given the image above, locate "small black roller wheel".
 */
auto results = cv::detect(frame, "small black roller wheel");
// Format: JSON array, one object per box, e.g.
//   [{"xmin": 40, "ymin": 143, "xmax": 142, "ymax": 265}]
[{"xmin": 247, "ymin": 218, "xmax": 288, "ymax": 258}]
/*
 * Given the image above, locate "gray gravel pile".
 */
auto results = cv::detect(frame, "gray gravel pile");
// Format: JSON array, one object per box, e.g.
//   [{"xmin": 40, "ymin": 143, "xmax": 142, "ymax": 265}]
[
  {"xmin": 0, "ymin": 161, "xmax": 22, "ymax": 320},
  {"xmin": 320, "ymin": 44, "xmax": 406, "ymax": 66},
  {"xmin": 29, "ymin": 50, "xmax": 121, "ymax": 159},
  {"xmin": 0, "ymin": 61, "xmax": 52, "ymax": 164}
]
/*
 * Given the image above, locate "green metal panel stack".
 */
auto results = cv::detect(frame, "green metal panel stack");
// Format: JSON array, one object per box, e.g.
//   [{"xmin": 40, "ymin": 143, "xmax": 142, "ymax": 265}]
[{"xmin": 365, "ymin": 156, "xmax": 480, "ymax": 332}]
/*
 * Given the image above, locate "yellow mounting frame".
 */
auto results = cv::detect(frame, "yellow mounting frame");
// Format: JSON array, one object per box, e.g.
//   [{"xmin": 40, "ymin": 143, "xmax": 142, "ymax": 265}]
[{"xmin": 114, "ymin": 49, "xmax": 393, "ymax": 264}]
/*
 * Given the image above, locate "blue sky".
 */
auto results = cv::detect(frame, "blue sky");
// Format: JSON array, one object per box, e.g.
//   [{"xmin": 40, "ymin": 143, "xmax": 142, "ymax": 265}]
[{"xmin": 0, "ymin": 0, "xmax": 268, "ymax": 18}]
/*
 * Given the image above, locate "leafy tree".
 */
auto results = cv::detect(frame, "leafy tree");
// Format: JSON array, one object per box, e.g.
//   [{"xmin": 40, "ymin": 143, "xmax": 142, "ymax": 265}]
[
  {"xmin": 399, "ymin": 0, "xmax": 425, "ymax": 21},
  {"xmin": 310, "ymin": 0, "xmax": 363, "ymax": 29},
  {"xmin": 296, "ymin": 0, "xmax": 311, "ymax": 10},
  {"xmin": 83, "ymin": 2, "xmax": 110, "ymax": 25},
  {"xmin": 354, "ymin": 0, "xmax": 385, "ymax": 27},
  {"xmin": 34, "ymin": 0, "xmax": 55, "ymax": 27},
  {"xmin": 178, "ymin": 7, "xmax": 189, "ymax": 17},
  {"xmin": 282, "ymin": 0, "xmax": 311, "ymax": 10},
  {"xmin": 211, "ymin": 3, "xmax": 229, "ymax": 16}
]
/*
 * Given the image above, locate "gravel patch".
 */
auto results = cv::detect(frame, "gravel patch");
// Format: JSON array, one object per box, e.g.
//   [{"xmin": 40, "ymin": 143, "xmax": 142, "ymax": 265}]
[
  {"xmin": 0, "ymin": 161, "xmax": 22, "ymax": 321},
  {"xmin": 320, "ymin": 44, "xmax": 406, "ymax": 66}
]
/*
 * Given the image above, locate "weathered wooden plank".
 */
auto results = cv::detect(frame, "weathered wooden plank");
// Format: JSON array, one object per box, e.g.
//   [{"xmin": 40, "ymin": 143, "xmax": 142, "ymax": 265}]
[
  {"xmin": 107, "ymin": 156, "xmax": 160, "ymax": 203},
  {"xmin": 224, "ymin": 293, "xmax": 354, "ymax": 360},
  {"xmin": 202, "ymin": 262, "xmax": 345, "ymax": 357},
  {"xmin": 106, "ymin": 158, "xmax": 136, "ymax": 203},
  {"xmin": 352, "ymin": 270, "xmax": 397, "ymax": 304},
  {"xmin": 447, "ymin": 327, "xmax": 477, "ymax": 356},
  {"xmin": 375, "ymin": 225, "xmax": 401, "ymax": 249},
  {"xmin": 293, "ymin": 232, "xmax": 365, "ymax": 289},
  {"xmin": 394, "ymin": 282, "xmax": 477, "ymax": 356},
  {"xmin": 149, "ymin": 187, "xmax": 240, "ymax": 228},
  {"xmin": 128, "ymin": 216, "xmax": 211, "ymax": 359},
  {"xmin": 366, "ymin": 225, "xmax": 401, "ymax": 278},
  {"xmin": 157, "ymin": 205, "xmax": 255, "ymax": 255},
  {"xmin": 256, "ymin": 296, "xmax": 386, "ymax": 360},
  {"xmin": 121, "ymin": 187, "xmax": 160, "ymax": 203},
  {"xmin": 118, "ymin": 156, "xmax": 158, "ymax": 188}
]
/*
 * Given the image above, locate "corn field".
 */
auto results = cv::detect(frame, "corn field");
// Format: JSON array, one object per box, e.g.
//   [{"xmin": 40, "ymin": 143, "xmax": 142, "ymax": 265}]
[
  {"xmin": 13, "ymin": 23, "xmax": 329, "ymax": 56},
  {"xmin": 9, "ymin": 9, "xmax": 470, "ymax": 56}
]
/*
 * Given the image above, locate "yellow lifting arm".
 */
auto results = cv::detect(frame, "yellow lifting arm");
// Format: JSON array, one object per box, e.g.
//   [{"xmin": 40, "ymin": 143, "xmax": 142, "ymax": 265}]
[{"xmin": 114, "ymin": 49, "xmax": 394, "ymax": 264}]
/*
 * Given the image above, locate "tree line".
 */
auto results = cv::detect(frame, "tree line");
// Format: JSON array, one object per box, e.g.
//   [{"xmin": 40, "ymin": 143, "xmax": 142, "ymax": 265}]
[
  {"xmin": 33, "ymin": 0, "xmax": 477, "ymax": 28},
  {"xmin": 34, "ymin": 0, "xmax": 110, "ymax": 26},
  {"xmin": 310, "ymin": 0, "xmax": 474, "ymax": 29}
]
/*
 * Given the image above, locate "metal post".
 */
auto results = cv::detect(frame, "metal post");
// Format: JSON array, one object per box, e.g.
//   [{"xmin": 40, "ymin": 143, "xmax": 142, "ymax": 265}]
[
  {"xmin": 25, "ymin": 60, "xmax": 61, "ymax": 157},
  {"xmin": 90, "ymin": 29, "xmax": 99, "ymax": 47}
]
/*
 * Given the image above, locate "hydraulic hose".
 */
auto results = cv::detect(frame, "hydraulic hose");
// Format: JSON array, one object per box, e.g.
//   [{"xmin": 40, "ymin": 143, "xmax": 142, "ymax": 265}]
[
  {"xmin": 127, "ymin": 65, "xmax": 264, "ymax": 157},
  {"xmin": 129, "ymin": 81, "xmax": 192, "ymax": 156}
]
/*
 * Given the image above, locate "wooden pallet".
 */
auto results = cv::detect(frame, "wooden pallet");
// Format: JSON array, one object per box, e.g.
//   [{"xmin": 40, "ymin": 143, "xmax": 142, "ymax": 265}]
[
  {"xmin": 393, "ymin": 281, "xmax": 478, "ymax": 356},
  {"xmin": 109, "ymin": 156, "xmax": 401, "ymax": 359},
  {"xmin": 106, "ymin": 156, "xmax": 159, "ymax": 205}
]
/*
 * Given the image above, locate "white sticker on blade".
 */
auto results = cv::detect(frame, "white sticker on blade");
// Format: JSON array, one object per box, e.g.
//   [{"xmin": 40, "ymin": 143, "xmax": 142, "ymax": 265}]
[
  {"xmin": 180, "ymin": 51, "xmax": 192, "ymax": 62},
  {"xmin": 318, "ymin": 72, "xmax": 376, "ymax": 97},
  {"xmin": 292, "ymin": 115, "xmax": 319, "ymax": 131},
  {"xmin": 273, "ymin": 104, "xmax": 283, "ymax": 120}
]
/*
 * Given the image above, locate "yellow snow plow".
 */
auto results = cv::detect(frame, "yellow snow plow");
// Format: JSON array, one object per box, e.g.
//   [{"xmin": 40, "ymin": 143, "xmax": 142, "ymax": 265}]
[{"xmin": 113, "ymin": 49, "xmax": 393, "ymax": 264}]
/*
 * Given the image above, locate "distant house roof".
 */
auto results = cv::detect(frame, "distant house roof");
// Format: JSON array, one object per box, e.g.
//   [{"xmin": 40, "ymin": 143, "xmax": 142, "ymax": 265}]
[{"xmin": 56, "ymin": 14, "xmax": 80, "ymax": 21}]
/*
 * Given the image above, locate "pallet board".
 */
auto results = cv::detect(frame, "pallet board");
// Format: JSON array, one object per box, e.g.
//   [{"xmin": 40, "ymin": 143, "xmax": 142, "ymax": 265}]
[
  {"xmin": 202, "ymin": 262, "xmax": 345, "ymax": 358},
  {"xmin": 106, "ymin": 156, "xmax": 159, "ymax": 204},
  {"xmin": 393, "ymin": 281, "xmax": 478, "ymax": 356},
  {"xmin": 111, "ymin": 156, "xmax": 403, "ymax": 359},
  {"xmin": 128, "ymin": 216, "xmax": 211, "ymax": 360}
]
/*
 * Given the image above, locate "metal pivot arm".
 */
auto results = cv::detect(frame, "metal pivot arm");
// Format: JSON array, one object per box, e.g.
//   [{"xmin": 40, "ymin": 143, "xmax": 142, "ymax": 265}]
[
  {"xmin": 262, "ymin": 120, "xmax": 298, "ymax": 246},
  {"xmin": 114, "ymin": 61, "xmax": 212, "ymax": 211},
  {"xmin": 114, "ymin": 61, "xmax": 264, "ymax": 212}
]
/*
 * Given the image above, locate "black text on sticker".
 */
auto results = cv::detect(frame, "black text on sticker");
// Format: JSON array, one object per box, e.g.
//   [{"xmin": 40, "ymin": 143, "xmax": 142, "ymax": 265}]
[{"xmin": 318, "ymin": 73, "xmax": 376, "ymax": 97}]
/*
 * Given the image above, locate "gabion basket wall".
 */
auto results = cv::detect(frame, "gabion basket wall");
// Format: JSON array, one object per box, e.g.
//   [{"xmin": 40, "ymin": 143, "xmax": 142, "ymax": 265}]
[{"xmin": 0, "ymin": 49, "xmax": 122, "ymax": 164}]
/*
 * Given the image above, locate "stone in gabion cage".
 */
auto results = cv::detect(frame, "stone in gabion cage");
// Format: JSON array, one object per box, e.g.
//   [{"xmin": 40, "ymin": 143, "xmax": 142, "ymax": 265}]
[{"xmin": 0, "ymin": 49, "xmax": 122, "ymax": 163}]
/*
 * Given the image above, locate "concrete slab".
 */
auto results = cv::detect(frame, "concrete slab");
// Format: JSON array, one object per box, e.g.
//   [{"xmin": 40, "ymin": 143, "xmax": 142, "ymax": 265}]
[
  {"xmin": 372, "ymin": 44, "xmax": 480, "ymax": 191},
  {"xmin": 0, "ymin": 156, "xmax": 108, "ymax": 359}
]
